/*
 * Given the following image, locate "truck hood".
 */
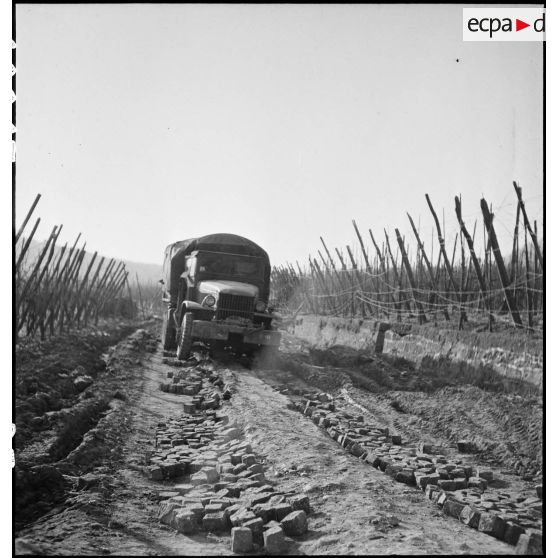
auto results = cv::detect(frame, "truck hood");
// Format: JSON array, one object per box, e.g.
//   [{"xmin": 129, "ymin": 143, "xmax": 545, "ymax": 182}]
[{"xmin": 198, "ymin": 280, "xmax": 259, "ymax": 298}]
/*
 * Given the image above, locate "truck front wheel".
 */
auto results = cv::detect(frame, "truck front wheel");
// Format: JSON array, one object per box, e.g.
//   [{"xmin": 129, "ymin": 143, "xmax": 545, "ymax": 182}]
[
  {"xmin": 162, "ymin": 308, "xmax": 177, "ymax": 350},
  {"xmin": 176, "ymin": 312, "xmax": 194, "ymax": 360}
]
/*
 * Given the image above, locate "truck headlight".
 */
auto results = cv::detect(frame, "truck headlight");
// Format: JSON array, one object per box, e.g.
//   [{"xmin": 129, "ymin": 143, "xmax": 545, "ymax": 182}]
[
  {"xmin": 255, "ymin": 300, "xmax": 266, "ymax": 312},
  {"xmin": 203, "ymin": 295, "xmax": 216, "ymax": 307}
]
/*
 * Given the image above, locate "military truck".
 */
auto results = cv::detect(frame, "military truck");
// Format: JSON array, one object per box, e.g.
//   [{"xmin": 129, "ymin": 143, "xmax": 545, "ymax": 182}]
[{"xmin": 161, "ymin": 233, "xmax": 281, "ymax": 360}]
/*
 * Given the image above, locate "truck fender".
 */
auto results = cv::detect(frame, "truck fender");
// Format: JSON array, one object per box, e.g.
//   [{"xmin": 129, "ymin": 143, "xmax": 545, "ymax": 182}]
[{"xmin": 178, "ymin": 301, "xmax": 212, "ymax": 322}]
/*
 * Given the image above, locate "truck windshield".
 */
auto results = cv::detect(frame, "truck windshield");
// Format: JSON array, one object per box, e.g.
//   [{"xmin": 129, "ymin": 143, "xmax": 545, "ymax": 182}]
[{"xmin": 197, "ymin": 253, "xmax": 264, "ymax": 281}]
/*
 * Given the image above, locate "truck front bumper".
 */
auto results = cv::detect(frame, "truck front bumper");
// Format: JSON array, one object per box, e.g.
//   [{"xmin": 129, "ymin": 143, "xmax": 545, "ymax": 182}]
[{"xmin": 192, "ymin": 320, "xmax": 281, "ymax": 346}]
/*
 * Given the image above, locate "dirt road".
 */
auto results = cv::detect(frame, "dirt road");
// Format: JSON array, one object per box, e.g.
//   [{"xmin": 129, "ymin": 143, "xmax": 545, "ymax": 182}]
[{"xmin": 15, "ymin": 323, "xmax": 538, "ymax": 555}]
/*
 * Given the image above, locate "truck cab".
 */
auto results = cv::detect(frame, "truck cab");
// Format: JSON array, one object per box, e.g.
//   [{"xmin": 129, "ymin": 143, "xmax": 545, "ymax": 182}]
[{"xmin": 161, "ymin": 234, "xmax": 281, "ymax": 360}]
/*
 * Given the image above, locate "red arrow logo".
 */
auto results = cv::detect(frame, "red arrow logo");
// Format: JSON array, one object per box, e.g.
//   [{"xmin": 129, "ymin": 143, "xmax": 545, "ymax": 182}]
[{"xmin": 516, "ymin": 19, "xmax": 530, "ymax": 31}]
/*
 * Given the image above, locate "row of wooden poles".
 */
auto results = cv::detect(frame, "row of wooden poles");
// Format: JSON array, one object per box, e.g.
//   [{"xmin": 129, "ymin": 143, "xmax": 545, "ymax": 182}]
[
  {"xmin": 271, "ymin": 182, "xmax": 543, "ymax": 331},
  {"xmin": 15, "ymin": 194, "xmax": 135, "ymax": 340}
]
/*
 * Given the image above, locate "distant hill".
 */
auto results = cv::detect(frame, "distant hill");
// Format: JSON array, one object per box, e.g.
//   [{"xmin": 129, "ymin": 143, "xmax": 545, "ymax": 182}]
[{"xmin": 18, "ymin": 239, "xmax": 163, "ymax": 284}]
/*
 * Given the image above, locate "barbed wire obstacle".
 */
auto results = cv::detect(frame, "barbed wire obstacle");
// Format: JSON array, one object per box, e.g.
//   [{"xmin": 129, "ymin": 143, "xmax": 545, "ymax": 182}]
[
  {"xmin": 271, "ymin": 182, "xmax": 543, "ymax": 334},
  {"xmin": 15, "ymin": 194, "xmax": 136, "ymax": 340}
]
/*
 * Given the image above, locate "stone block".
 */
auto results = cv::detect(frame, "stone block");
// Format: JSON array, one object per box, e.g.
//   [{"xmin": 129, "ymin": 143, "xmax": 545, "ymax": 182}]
[
  {"xmin": 281, "ymin": 510, "xmax": 308, "ymax": 536},
  {"xmin": 461, "ymin": 465, "xmax": 474, "ymax": 478},
  {"xmin": 274, "ymin": 503, "xmax": 293, "ymax": 522},
  {"xmin": 202, "ymin": 511, "xmax": 228, "ymax": 532},
  {"xmin": 157, "ymin": 501, "xmax": 181, "ymax": 526},
  {"xmin": 327, "ymin": 427, "xmax": 339, "ymax": 439},
  {"xmin": 202, "ymin": 467, "xmax": 219, "ymax": 484},
  {"xmin": 349, "ymin": 443, "xmax": 366, "ymax": 458},
  {"xmin": 477, "ymin": 513, "xmax": 506, "ymax": 540},
  {"xmin": 425, "ymin": 485, "xmax": 440, "ymax": 501},
  {"xmin": 185, "ymin": 503, "xmax": 205, "ymax": 521},
  {"xmin": 248, "ymin": 463, "xmax": 264, "ymax": 474},
  {"xmin": 231, "ymin": 453, "xmax": 243, "ymax": 465},
  {"xmin": 175, "ymin": 510, "xmax": 198, "ymax": 534},
  {"xmin": 453, "ymin": 477, "xmax": 468, "ymax": 490},
  {"xmin": 183, "ymin": 402, "xmax": 197, "ymax": 414},
  {"xmin": 224, "ymin": 503, "xmax": 241, "ymax": 519},
  {"xmin": 418, "ymin": 442, "xmax": 434, "ymax": 454},
  {"xmin": 365, "ymin": 453, "xmax": 381, "ymax": 468},
  {"xmin": 249, "ymin": 472, "xmax": 266, "ymax": 483},
  {"xmin": 255, "ymin": 484, "xmax": 274, "ymax": 494},
  {"xmin": 148, "ymin": 466, "xmax": 164, "ymax": 481},
  {"xmin": 442, "ymin": 499, "xmax": 466, "ymax": 519},
  {"xmin": 250, "ymin": 492, "xmax": 273, "ymax": 507},
  {"xmin": 231, "ymin": 527, "xmax": 253, "ymax": 553},
  {"xmin": 230, "ymin": 508, "xmax": 257, "ymax": 527},
  {"xmin": 448, "ymin": 467, "xmax": 465, "ymax": 479},
  {"xmin": 268, "ymin": 495, "xmax": 286, "ymax": 506},
  {"xmin": 436, "ymin": 492, "xmax": 450, "ymax": 507},
  {"xmin": 191, "ymin": 471, "xmax": 208, "ymax": 485},
  {"xmin": 503, "ymin": 522, "xmax": 525, "ymax": 545},
  {"xmin": 252, "ymin": 503, "xmax": 274, "ymax": 523},
  {"xmin": 205, "ymin": 503, "xmax": 224, "ymax": 514},
  {"xmin": 289, "ymin": 494, "xmax": 310, "ymax": 514},
  {"xmin": 242, "ymin": 454, "xmax": 257, "ymax": 466},
  {"xmin": 459, "ymin": 505, "xmax": 481, "ymax": 528},
  {"xmin": 476, "ymin": 469, "xmax": 494, "ymax": 482},
  {"xmin": 395, "ymin": 470, "xmax": 416, "ymax": 485},
  {"xmin": 378, "ymin": 458, "xmax": 391, "ymax": 472},
  {"xmin": 213, "ymin": 481, "xmax": 229, "ymax": 492},
  {"xmin": 385, "ymin": 463, "xmax": 403, "ymax": 478},
  {"xmin": 233, "ymin": 463, "xmax": 248, "ymax": 475},
  {"xmin": 467, "ymin": 477, "xmax": 488, "ymax": 491},
  {"xmin": 417, "ymin": 474, "xmax": 440, "ymax": 490},
  {"xmin": 436, "ymin": 469, "xmax": 450, "ymax": 481},
  {"xmin": 438, "ymin": 480, "xmax": 456, "ymax": 492},
  {"xmin": 243, "ymin": 517, "xmax": 264, "ymax": 535},
  {"xmin": 264, "ymin": 525, "xmax": 287, "ymax": 554},
  {"xmin": 515, "ymin": 532, "xmax": 543, "ymax": 555}
]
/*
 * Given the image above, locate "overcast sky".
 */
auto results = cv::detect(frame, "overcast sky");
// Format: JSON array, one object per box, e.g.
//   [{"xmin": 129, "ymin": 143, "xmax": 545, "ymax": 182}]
[{"xmin": 15, "ymin": 4, "xmax": 543, "ymax": 268}]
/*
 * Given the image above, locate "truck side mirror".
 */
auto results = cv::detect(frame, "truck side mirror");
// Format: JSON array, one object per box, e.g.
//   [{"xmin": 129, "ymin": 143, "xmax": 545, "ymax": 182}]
[{"xmin": 158, "ymin": 279, "xmax": 165, "ymax": 285}]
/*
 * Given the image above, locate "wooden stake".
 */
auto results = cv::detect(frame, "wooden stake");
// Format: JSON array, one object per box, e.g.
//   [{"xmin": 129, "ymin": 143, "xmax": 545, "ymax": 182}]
[
  {"xmin": 15, "ymin": 193, "xmax": 41, "ymax": 243},
  {"xmin": 514, "ymin": 181, "xmax": 543, "ymax": 268},
  {"xmin": 455, "ymin": 197, "xmax": 493, "ymax": 328},
  {"xmin": 426, "ymin": 194, "xmax": 466, "ymax": 324},
  {"xmin": 480, "ymin": 198, "xmax": 522, "ymax": 326},
  {"xmin": 407, "ymin": 213, "xmax": 449, "ymax": 320},
  {"xmin": 395, "ymin": 228, "xmax": 427, "ymax": 324}
]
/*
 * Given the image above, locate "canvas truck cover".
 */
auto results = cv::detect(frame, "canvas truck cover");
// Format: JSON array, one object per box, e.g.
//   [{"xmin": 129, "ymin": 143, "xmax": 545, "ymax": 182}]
[{"xmin": 163, "ymin": 233, "xmax": 271, "ymax": 303}]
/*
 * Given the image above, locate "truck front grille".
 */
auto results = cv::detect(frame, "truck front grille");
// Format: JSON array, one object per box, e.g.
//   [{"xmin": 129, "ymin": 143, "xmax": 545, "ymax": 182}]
[{"xmin": 216, "ymin": 294, "xmax": 254, "ymax": 321}]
